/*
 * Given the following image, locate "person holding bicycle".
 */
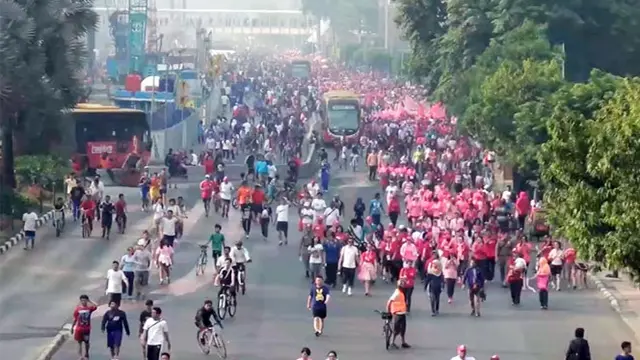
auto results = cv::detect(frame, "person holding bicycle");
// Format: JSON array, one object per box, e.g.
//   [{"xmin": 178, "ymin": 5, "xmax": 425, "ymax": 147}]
[
  {"xmin": 386, "ymin": 279, "xmax": 411, "ymax": 349},
  {"xmin": 462, "ymin": 258, "xmax": 485, "ymax": 317},
  {"xmin": 194, "ymin": 300, "xmax": 223, "ymax": 345},
  {"xmin": 214, "ymin": 258, "xmax": 236, "ymax": 305}
]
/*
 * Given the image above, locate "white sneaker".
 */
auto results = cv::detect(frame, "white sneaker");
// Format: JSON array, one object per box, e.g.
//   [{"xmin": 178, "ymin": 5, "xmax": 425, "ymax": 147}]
[
  {"xmin": 347, "ymin": 287, "xmax": 352, "ymax": 296},
  {"xmin": 342, "ymin": 284, "xmax": 347, "ymax": 293}
]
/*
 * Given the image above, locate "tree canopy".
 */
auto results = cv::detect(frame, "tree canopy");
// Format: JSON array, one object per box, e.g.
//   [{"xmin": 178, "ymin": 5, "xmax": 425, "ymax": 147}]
[
  {"xmin": 0, "ymin": 0, "xmax": 97, "ymax": 214},
  {"xmin": 395, "ymin": 0, "xmax": 640, "ymax": 276}
]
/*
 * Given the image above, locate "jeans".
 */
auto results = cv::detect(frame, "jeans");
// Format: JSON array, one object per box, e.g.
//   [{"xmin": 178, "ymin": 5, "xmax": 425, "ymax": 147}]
[
  {"xmin": 539, "ymin": 289, "xmax": 549, "ymax": 307},
  {"xmin": 400, "ymin": 287, "xmax": 414, "ymax": 312},
  {"xmin": 325, "ymin": 262, "xmax": 338, "ymax": 286},
  {"xmin": 445, "ymin": 278, "xmax": 456, "ymax": 298},
  {"xmin": 123, "ymin": 271, "xmax": 135, "ymax": 297},
  {"xmin": 485, "ymin": 258, "xmax": 496, "ymax": 281},
  {"xmin": 429, "ymin": 288, "xmax": 441, "ymax": 313},
  {"xmin": 341, "ymin": 267, "xmax": 356, "ymax": 287},
  {"xmin": 509, "ymin": 279, "xmax": 523, "ymax": 304}
]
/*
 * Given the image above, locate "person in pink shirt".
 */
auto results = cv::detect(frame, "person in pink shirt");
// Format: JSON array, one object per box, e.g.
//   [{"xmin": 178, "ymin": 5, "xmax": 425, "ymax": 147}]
[
  {"xmin": 407, "ymin": 197, "xmax": 422, "ymax": 226},
  {"xmin": 358, "ymin": 243, "xmax": 378, "ymax": 296},
  {"xmin": 515, "ymin": 191, "xmax": 531, "ymax": 229},
  {"xmin": 530, "ymin": 257, "xmax": 551, "ymax": 309},
  {"xmin": 400, "ymin": 240, "xmax": 419, "ymax": 263},
  {"xmin": 443, "ymin": 254, "xmax": 458, "ymax": 303}
]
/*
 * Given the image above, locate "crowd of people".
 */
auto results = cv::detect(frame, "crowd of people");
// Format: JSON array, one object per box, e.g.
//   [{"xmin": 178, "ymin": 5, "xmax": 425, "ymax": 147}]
[{"xmin": 62, "ymin": 50, "xmax": 634, "ymax": 360}]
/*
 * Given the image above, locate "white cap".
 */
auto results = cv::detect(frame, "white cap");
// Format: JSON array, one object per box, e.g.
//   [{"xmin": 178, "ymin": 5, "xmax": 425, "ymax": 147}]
[{"xmin": 137, "ymin": 238, "xmax": 147, "ymax": 247}]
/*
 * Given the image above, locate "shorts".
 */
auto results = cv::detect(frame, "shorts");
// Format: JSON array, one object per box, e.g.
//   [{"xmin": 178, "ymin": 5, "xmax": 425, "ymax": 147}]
[
  {"xmin": 212, "ymin": 249, "xmax": 222, "ymax": 259},
  {"xmin": 24, "ymin": 230, "xmax": 36, "ymax": 239},
  {"xmin": 276, "ymin": 221, "xmax": 288, "ymax": 235},
  {"xmin": 312, "ymin": 307, "xmax": 327, "ymax": 319},
  {"xmin": 162, "ymin": 235, "xmax": 176, "ymax": 247},
  {"xmin": 252, "ymin": 203, "xmax": 263, "ymax": 214},
  {"xmin": 74, "ymin": 328, "xmax": 90, "ymax": 343},
  {"xmin": 160, "ymin": 187, "xmax": 167, "ymax": 195},
  {"xmin": 135, "ymin": 271, "xmax": 150, "ymax": 286},
  {"xmin": 550, "ymin": 264, "xmax": 563, "ymax": 276},
  {"xmin": 106, "ymin": 331, "xmax": 123, "ymax": 348},
  {"xmin": 392, "ymin": 314, "xmax": 406, "ymax": 335}
]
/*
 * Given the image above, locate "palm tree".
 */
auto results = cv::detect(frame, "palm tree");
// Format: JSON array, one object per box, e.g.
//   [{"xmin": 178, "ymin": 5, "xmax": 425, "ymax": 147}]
[{"xmin": 0, "ymin": 0, "xmax": 97, "ymax": 217}]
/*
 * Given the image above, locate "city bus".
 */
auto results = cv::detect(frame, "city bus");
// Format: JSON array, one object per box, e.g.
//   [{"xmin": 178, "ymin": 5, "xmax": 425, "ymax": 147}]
[
  {"xmin": 72, "ymin": 104, "xmax": 151, "ymax": 173},
  {"xmin": 290, "ymin": 59, "xmax": 311, "ymax": 79},
  {"xmin": 320, "ymin": 90, "xmax": 362, "ymax": 145}
]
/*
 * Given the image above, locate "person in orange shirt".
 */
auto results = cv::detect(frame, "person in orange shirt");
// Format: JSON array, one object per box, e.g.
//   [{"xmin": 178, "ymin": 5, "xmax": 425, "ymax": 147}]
[
  {"xmin": 385, "ymin": 279, "xmax": 411, "ymax": 349},
  {"xmin": 366, "ymin": 151, "xmax": 378, "ymax": 181},
  {"xmin": 236, "ymin": 181, "xmax": 253, "ymax": 237}
]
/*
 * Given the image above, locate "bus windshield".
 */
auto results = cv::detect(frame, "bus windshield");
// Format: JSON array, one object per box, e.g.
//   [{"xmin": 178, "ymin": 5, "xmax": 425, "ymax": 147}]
[
  {"xmin": 291, "ymin": 61, "xmax": 311, "ymax": 78},
  {"xmin": 327, "ymin": 103, "xmax": 359, "ymax": 132},
  {"xmin": 73, "ymin": 111, "xmax": 150, "ymax": 153}
]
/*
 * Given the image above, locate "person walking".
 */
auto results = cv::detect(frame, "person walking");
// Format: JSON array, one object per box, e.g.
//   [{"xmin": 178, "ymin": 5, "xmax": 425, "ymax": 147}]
[
  {"xmin": 358, "ymin": 243, "xmax": 377, "ymax": 296},
  {"xmin": 120, "ymin": 247, "xmax": 136, "ymax": 299},
  {"xmin": 106, "ymin": 260, "xmax": 128, "ymax": 306},
  {"xmin": 462, "ymin": 259, "xmax": 485, "ymax": 317},
  {"xmin": 138, "ymin": 300, "xmax": 154, "ymax": 360},
  {"xmin": 565, "ymin": 327, "xmax": 591, "ymax": 360},
  {"xmin": 532, "ymin": 257, "xmax": 551, "ymax": 309},
  {"xmin": 307, "ymin": 276, "xmax": 330, "ymax": 337},
  {"xmin": 323, "ymin": 233, "xmax": 341, "ymax": 287},
  {"xmin": 443, "ymin": 255, "xmax": 458, "ymax": 303},
  {"xmin": 425, "ymin": 259, "xmax": 444, "ymax": 316},
  {"xmin": 338, "ymin": 238, "xmax": 359, "ymax": 296},
  {"xmin": 141, "ymin": 307, "xmax": 171, "ymax": 360},
  {"xmin": 134, "ymin": 240, "xmax": 152, "ymax": 300},
  {"xmin": 22, "ymin": 209, "xmax": 39, "ymax": 250},
  {"xmin": 101, "ymin": 300, "xmax": 131, "ymax": 360},
  {"xmin": 507, "ymin": 251, "xmax": 526, "ymax": 306}
]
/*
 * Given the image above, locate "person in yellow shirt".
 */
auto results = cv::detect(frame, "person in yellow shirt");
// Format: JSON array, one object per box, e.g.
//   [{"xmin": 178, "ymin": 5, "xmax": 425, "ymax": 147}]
[
  {"xmin": 149, "ymin": 175, "xmax": 160, "ymax": 203},
  {"xmin": 366, "ymin": 151, "xmax": 378, "ymax": 181},
  {"xmin": 386, "ymin": 279, "xmax": 411, "ymax": 349}
]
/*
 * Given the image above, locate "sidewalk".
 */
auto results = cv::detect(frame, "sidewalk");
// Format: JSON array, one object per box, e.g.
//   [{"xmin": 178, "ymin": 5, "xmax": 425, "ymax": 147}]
[{"xmin": 590, "ymin": 271, "xmax": 640, "ymax": 342}]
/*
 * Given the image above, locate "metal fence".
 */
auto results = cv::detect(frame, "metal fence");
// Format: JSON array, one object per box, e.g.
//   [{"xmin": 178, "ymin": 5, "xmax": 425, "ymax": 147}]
[{"xmin": 149, "ymin": 84, "xmax": 221, "ymax": 164}]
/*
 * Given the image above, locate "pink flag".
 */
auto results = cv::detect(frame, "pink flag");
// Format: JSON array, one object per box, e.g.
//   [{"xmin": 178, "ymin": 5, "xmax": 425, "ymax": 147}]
[{"xmin": 429, "ymin": 102, "xmax": 447, "ymax": 120}]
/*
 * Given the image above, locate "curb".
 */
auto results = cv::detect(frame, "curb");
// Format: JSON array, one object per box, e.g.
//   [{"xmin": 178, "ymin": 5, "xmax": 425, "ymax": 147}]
[
  {"xmin": 30, "ymin": 205, "xmax": 173, "ymax": 360},
  {"xmin": 0, "ymin": 209, "xmax": 57, "ymax": 255},
  {"xmin": 588, "ymin": 273, "xmax": 622, "ymax": 312},
  {"xmin": 34, "ymin": 324, "xmax": 72, "ymax": 360}
]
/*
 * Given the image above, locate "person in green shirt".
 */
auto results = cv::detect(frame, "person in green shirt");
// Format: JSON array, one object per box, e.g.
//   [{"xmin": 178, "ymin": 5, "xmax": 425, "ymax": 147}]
[{"xmin": 209, "ymin": 224, "xmax": 226, "ymax": 263}]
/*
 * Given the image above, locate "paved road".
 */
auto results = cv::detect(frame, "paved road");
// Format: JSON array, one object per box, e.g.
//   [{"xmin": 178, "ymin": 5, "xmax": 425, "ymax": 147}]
[
  {"xmin": 0, "ymin": 186, "xmax": 201, "ymax": 360},
  {"xmin": 42, "ymin": 170, "xmax": 637, "ymax": 360}
]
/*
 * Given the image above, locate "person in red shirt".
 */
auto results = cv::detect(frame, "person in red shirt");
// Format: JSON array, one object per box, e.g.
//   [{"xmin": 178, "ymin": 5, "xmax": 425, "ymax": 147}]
[
  {"xmin": 471, "ymin": 237, "xmax": 487, "ymax": 278},
  {"xmin": 389, "ymin": 238, "xmax": 403, "ymax": 281},
  {"xmin": 399, "ymin": 260, "xmax": 417, "ymax": 312},
  {"xmin": 251, "ymin": 184, "xmax": 266, "ymax": 220},
  {"xmin": 483, "ymin": 235, "xmax": 498, "ymax": 281},
  {"xmin": 203, "ymin": 155, "xmax": 215, "ymax": 175},
  {"xmin": 114, "ymin": 193, "xmax": 127, "ymax": 233},
  {"xmin": 199, "ymin": 175, "xmax": 214, "ymax": 213},
  {"xmin": 388, "ymin": 197, "xmax": 401, "ymax": 227},
  {"xmin": 80, "ymin": 196, "xmax": 96, "ymax": 233},
  {"xmin": 72, "ymin": 294, "xmax": 98, "ymax": 359}
]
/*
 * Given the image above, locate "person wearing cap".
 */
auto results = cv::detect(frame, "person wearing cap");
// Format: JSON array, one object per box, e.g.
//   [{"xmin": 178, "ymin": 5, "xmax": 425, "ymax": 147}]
[
  {"xmin": 450, "ymin": 345, "xmax": 476, "ymax": 360},
  {"xmin": 386, "ymin": 279, "xmax": 411, "ymax": 349}
]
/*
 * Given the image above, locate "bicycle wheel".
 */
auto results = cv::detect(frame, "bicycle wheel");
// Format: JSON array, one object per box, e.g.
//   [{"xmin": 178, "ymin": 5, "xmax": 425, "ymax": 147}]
[
  {"xmin": 239, "ymin": 273, "xmax": 246, "ymax": 295},
  {"xmin": 384, "ymin": 323, "xmax": 392, "ymax": 350},
  {"xmin": 197, "ymin": 329, "xmax": 211, "ymax": 355},
  {"xmin": 228, "ymin": 296, "xmax": 237, "ymax": 318},
  {"xmin": 217, "ymin": 293, "xmax": 227, "ymax": 320},
  {"xmin": 214, "ymin": 331, "xmax": 227, "ymax": 359},
  {"xmin": 81, "ymin": 223, "xmax": 88, "ymax": 238}
]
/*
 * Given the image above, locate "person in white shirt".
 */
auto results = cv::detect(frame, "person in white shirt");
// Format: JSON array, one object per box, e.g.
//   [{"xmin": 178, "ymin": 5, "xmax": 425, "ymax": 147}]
[
  {"xmin": 275, "ymin": 198, "xmax": 290, "ymax": 245},
  {"xmin": 385, "ymin": 181, "xmax": 399, "ymax": 206},
  {"xmin": 219, "ymin": 177, "xmax": 234, "ymax": 218},
  {"xmin": 548, "ymin": 241, "xmax": 565, "ymax": 290},
  {"xmin": 190, "ymin": 150, "xmax": 199, "ymax": 166},
  {"xmin": 152, "ymin": 199, "xmax": 165, "ymax": 236},
  {"xmin": 308, "ymin": 237, "xmax": 325, "ymax": 279},
  {"xmin": 311, "ymin": 193, "xmax": 327, "ymax": 223},
  {"xmin": 160, "ymin": 210, "xmax": 179, "ymax": 247},
  {"xmin": 22, "ymin": 210, "xmax": 39, "ymax": 250},
  {"xmin": 450, "ymin": 345, "xmax": 476, "ymax": 360},
  {"xmin": 267, "ymin": 163, "xmax": 277, "ymax": 180},
  {"xmin": 106, "ymin": 261, "xmax": 129, "ymax": 306},
  {"xmin": 323, "ymin": 205, "xmax": 340, "ymax": 230},
  {"xmin": 222, "ymin": 139, "xmax": 232, "ymax": 159},
  {"xmin": 89, "ymin": 177, "xmax": 105, "ymax": 219},
  {"xmin": 306, "ymin": 180, "xmax": 320, "ymax": 197},
  {"xmin": 141, "ymin": 307, "xmax": 171, "ymax": 360},
  {"xmin": 230, "ymin": 241, "xmax": 252, "ymax": 280},
  {"xmin": 205, "ymin": 136, "xmax": 216, "ymax": 152},
  {"xmin": 338, "ymin": 239, "xmax": 359, "ymax": 296}
]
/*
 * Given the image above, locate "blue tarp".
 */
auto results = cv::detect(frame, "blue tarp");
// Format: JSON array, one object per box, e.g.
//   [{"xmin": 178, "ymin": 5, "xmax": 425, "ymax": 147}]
[{"xmin": 149, "ymin": 102, "xmax": 194, "ymax": 130}]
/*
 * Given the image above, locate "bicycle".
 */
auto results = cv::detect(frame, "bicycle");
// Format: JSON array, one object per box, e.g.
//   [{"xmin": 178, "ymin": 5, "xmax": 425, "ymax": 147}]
[
  {"xmin": 374, "ymin": 310, "xmax": 393, "ymax": 350},
  {"xmin": 81, "ymin": 211, "xmax": 92, "ymax": 238},
  {"xmin": 235, "ymin": 264, "xmax": 247, "ymax": 295},
  {"xmin": 217, "ymin": 285, "xmax": 237, "ymax": 320},
  {"xmin": 53, "ymin": 210, "xmax": 65, "ymax": 237},
  {"xmin": 196, "ymin": 245, "xmax": 208, "ymax": 276},
  {"xmin": 196, "ymin": 325, "xmax": 227, "ymax": 358}
]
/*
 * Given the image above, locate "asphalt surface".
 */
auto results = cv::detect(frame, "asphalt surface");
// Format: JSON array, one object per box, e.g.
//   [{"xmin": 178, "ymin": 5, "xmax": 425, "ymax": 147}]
[
  {"xmin": 4, "ymin": 169, "xmax": 635, "ymax": 360},
  {"xmin": 0, "ymin": 185, "xmax": 200, "ymax": 360}
]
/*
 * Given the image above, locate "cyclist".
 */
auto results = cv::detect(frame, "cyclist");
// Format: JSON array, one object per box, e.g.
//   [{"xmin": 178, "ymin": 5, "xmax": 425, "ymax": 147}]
[
  {"xmin": 53, "ymin": 196, "xmax": 65, "ymax": 228},
  {"xmin": 194, "ymin": 300, "xmax": 224, "ymax": 345},
  {"xmin": 219, "ymin": 177, "xmax": 234, "ymax": 218},
  {"xmin": 230, "ymin": 241, "xmax": 251, "ymax": 288},
  {"xmin": 80, "ymin": 195, "xmax": 96, "ymax": 234},
  {"xmin": 214, "ymin": 257, "xmax": 237, "ymax": 305},
  {"xmin": 199, "ymin": 175, "xmax": 215, "ymax": 215},
  {"xmin": 215, "ymin": 246, "xmax": 235, "ymax": 271}
]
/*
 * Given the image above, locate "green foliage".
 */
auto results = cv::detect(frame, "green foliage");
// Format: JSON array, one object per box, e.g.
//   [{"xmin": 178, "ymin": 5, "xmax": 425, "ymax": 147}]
[
  {"xmin": 539, "ymin": 72, "xmax": 640, "ymax": 279},
  {"xmin": 14, "ymin": 155, "xmax": 69, "ymax": 189},
  {"xmin": 394, "ymin": 0, "xmax": 640, "ymax": 277},
  {"xmin": 0, "ymin": 0, "xmax": 98, "ymax": 154}
]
